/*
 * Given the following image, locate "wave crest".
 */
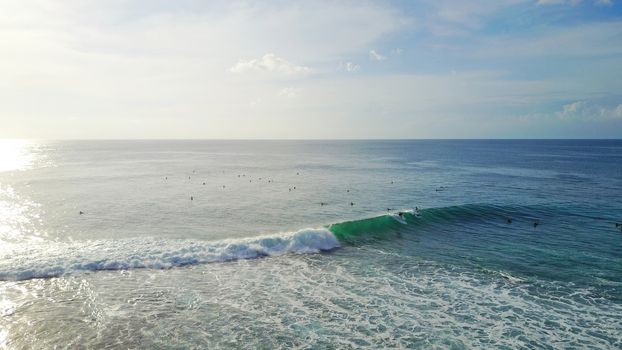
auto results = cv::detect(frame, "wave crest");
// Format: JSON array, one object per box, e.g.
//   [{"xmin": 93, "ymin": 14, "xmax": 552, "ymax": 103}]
[{"xmin": 0, "ymin": 228, "xmax": 339, "ymax": 281}]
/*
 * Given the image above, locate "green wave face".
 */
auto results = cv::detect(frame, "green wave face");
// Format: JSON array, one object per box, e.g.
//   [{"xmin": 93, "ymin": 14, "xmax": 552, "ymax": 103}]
[
  {"xmin": 326, "ymin": 204, "xmax": 538, "ymax": 245},
  {"xmin": 327, "ymin": 212, "xmax": 416, "ymax": 244}
]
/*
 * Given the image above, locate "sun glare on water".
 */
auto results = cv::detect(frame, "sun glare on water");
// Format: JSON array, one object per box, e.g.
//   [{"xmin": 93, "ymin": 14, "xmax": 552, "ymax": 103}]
[
  {"xmin": 0, "ymin": 139, "xmax": 46, "ymax": 244},
  {"xmin": 0, "ymin": 139, "xmax": 35, "ymax": 173}
]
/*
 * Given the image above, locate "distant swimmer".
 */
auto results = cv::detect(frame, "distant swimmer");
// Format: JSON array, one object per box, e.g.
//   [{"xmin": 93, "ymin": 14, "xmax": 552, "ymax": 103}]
[
  {"xmin": 346, "ymin": 189, "xmax": 350, "ymax": 193},
  {"xmin": 391, "ymin": 181, "xmax": 394, "ymax": 184},
  {"xmin": 79, "ymin": 211, "xmax": 84, "ymax": 215},
  {"xmin": 507, "ymin": 218, "xmax": 512, "ymax": 224},
  {"xmin": 350, "ymin": 202, "xmax": 354, "ymax": 206},
  {"xmin": 320, "ymin": 202, "xmax": 327, "ymax": 206},
  {"xmin": 297, "ymin": 172, "xmax": 299, "ymax": 175},
  {"xmin": 190, "ymin": 196, "xmax": 193, "ymax": 201},
  {"xmin": 222, "ymin": 185, "xmax": 226, "ymax": 188},
  {"xmin": 203, "ymin": 182, "xmax": 206, "ymax": 185},
  {"xmin": 188, "ymin": 176, "xmax": 191, "ymax": 180},
  {"xmin": 533, "ymin": 220, "xmax": 540, "ymax": 229},
  {"xmin": 165, "ymin": 177, "xmax": 167, "ymax": 180},
  {"xmin": 398, "ymin": 212, "xmax": 405, "ymax": 218},
  {"xmin": 293, "ymin": 186, "xmax": 296, "ymax": 190}
]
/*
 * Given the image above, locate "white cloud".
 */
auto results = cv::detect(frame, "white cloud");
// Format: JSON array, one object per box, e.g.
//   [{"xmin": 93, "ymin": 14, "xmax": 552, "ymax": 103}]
[
  {"xmin": 230, "ymin": 53, "xmax": 310, "ymax": 75},
  {"xmin": 249, "ymin": 97, "xmax": 263, "ymax": 107},
  {"xmin": 342, "ymin": 62, "xmax": 360, "ymax": 72},
  {"xmin": 0, "ymin": 0, "xmax": 620, "ymax": 139},
  {"xmin": 0, "ymin": 0, "xmax": 417, "ymax": 138},
  {"xmin": 278, "ymin": 87, "xmax": 299, "ymax": 98},
  {"xmin": 556, "ymin": 101, "xmax": 622, "ymax": 120},
  {"xmin": 557, "ymin": 101, "xmax": 586, "ymax": 119},
  {"xmin": 369, "ymin": 50, "xmax": 387, "ymax": 61}
]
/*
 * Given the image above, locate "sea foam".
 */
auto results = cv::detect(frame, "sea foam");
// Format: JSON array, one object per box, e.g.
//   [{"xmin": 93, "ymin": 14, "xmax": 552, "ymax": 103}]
[{"xmin": 0, "ymin": 228, "xmax": 340, "ymax": 281}]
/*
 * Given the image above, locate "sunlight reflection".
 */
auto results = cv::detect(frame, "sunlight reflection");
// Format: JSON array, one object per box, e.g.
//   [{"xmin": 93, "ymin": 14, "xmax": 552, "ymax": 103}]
[
  {"xmin": 0, "ymin": 139, "xmax": 35, "ymax": 172},
  {"xmin": 0, "ymin": 140, "xmax": 46, "ymax": 245},
  {"xmin": 0, "ymin": 185, "xmax": 44, "ymax": 247}
]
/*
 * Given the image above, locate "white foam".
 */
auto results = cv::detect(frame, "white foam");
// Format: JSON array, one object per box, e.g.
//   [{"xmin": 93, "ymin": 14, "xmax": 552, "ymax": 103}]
[{"xmin": 0, "ymin": 228, "xmax": 340, "ymax": 281}]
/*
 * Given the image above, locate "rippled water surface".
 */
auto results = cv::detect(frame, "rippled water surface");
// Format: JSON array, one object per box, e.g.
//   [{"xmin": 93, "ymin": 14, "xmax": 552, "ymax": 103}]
[{"xmin": 1, "ymin": 140, "xmax": 621, "ymax": 349}]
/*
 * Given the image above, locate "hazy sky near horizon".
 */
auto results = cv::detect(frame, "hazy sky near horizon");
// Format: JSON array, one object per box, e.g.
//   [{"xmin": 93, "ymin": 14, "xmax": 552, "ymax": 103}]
[{"xmin": 1, "ymin": 0, "xmax": 622, "ymax": 139}]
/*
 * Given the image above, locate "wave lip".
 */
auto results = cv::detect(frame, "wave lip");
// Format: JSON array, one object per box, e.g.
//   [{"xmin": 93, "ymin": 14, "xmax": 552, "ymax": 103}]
[{"xmin": 0, "ymin": 228, "xmax": 340, "ymax": 281}]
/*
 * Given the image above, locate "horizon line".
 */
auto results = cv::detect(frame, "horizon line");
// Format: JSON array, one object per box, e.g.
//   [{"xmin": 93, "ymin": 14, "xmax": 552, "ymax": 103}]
[{"xmin": 1, "ymin": 137, "xmax": 621, "ymax": 141}]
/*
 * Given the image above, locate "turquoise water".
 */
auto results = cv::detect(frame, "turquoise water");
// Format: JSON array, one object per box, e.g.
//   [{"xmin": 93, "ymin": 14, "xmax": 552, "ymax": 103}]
[{"xmin": 0, "ymin": 140, "xmax": 621, "ymax": 348}]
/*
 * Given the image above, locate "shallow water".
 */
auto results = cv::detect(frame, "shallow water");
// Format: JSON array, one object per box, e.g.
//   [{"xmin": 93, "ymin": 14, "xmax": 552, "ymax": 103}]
[{"xmin": 1, "ymin": 140, "xmax": 621, "ymax": 348}]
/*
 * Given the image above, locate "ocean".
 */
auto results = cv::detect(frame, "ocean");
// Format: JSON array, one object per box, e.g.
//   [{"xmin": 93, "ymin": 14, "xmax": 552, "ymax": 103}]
[{"xmin": 0, "ymin": 139, "xmax": 621, "ymax": 349}]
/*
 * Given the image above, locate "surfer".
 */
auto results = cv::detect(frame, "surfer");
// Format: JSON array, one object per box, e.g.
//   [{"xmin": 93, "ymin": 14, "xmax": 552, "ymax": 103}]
[
  {"xmin": 79, "ymin": 211, "xmax": 84, "ymax": 215},
  {"xmin": 533, "ymin": 220, "xmax": 539, "ymax": 229}
]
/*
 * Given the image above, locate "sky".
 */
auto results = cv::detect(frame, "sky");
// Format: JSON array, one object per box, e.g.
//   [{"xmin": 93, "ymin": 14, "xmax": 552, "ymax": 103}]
[{"xmin": 1, "ymin": 0, "xmax": 621, "ymax": 139}]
